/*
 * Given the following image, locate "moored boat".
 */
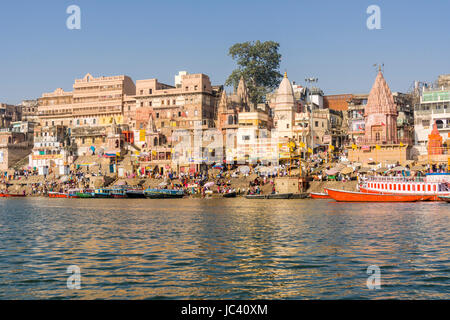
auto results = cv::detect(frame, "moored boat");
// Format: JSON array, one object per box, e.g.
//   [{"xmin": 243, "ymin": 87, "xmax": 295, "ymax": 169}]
[
  {"xmin": 0, "ymin": 193, "xmax": 26, "ymax": 198},
  {"xmin": 125, "ymin": 190, "xmax": 146, "ymax": 198},
  {"xmin": 438, "ymin": 196, "xmax": 450, "ymax": 203},
  {"xmin": 245, "ymin": 194, "xmax": 266, "ymax": 199},
  {"xmin": 245, "ymin": 193, "xmax": 294, "ymax": 199},
  {"xmin": 359, "ymin": 173, "xmax": 450, "ymax": 201},
  {"xmin": 48, "ymin": 192, "xmax": 68, "ymax": 198},
  {"xmin": 223, "ymin": 191, "xmax": 237, "ymax": 198},
  {"xmin": 310, "ymin": 192, "xmax": 331, "ymax": 199},
  {"xmin": 144, "ymin": 188, "xmax": 185, "ymax": 199},
  {"xmin": 76, "ymin": 191, "xmax": 95, "ymax": 198},
  {"xmin": 325, "ymin": 188, "xmax": 430, "ymax": 202},
  {"xmin": 93, "ymin": 188, "xmax": 113, "ymax": 198},
  {"xmin": 267, "ymin": 193, "xmax": 293, "ymax": 199}
]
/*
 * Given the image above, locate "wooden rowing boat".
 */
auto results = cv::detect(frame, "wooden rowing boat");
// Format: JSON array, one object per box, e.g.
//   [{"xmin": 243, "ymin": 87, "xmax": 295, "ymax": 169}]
[
  {"xmin": 0, "ymin": 193, "xmax": 26, "ymax": 198},
  {"xmin": 310, "ymin": 192, "xmax": 330, "ymax": 199},
  {"xmin": 245, "ymin": 193, "xmax": 294, "ymax": 199},
  {"xmin": 223, "ymin": 191, "xmax": 237, "ymax": 198},
  {"xmin": 438, "ymin": 196, "xmax": 450, "ymax": 203},
  {"xmin": 48, "ymin": 192, "xmax": 68, "ymax": 198},
  {"xmin": 325, "ymin": 188, "xmax": 430, "ymax": 202}
]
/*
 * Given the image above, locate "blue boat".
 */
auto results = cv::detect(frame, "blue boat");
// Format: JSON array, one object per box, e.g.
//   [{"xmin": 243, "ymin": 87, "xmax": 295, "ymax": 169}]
[
  {"xmin": 94, "ymin": 188, "xmax": 113, "ymax": 198},
  {"xmin": 144, "ymin": 188, "xmax": 185, "ymax": 199}
]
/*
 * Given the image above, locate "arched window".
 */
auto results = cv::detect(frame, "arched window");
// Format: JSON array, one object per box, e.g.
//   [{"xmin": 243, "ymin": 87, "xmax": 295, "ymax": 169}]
[{"xmin": 228, "ymin": 115, "xmax": 233, "ymax": 125}]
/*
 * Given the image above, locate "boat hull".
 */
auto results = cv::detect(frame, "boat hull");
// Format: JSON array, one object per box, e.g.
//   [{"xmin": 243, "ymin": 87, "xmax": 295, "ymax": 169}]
[
  {"xmin": 223, "ymin": 192, "xmax": 237, "ymax": 198},
  {"xmin": 0, "ymin": 193, "xmax": 26, "ymax": 198},
  {"xmin": 48, "ymin": 192, "xmax": 68, "ymax": 198},
  {"xmin": 438, "ymin": 196, "xmax": 450, "ymax": 203},
  {"xmin": 310, "ymin": 192, "xmax": 331, "ymax": 199},
  {"xmin": 144, "ymin": 189, "xmax": 184, "ymax": 199},
  {"xmin": 359, "ymin": 186, "xmax": 449, "ymax": 201},
  {"xmin": 126, "ymin": 190, "xmax": 146, "ymax": 198},
  {"xmin": 325, "ymin": 188, "xmax": 430, "ymax": 202},
  {"xmin": 245, "ymin": 193, "xmax": 294, "ymax": 199},
  {"xmin": 75, "ymin": 192, "xmax": 95, "ymax": 198}
]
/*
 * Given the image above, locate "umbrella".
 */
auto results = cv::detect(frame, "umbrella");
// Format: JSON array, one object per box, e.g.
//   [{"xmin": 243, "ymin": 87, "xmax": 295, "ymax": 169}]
[
  {"xmin": 204, "ymin": 182, "xmax": 215, "ymax": 188},
  {"xmin": 213, "ymin": 163, "xmax": 223, "ymax": 169},
  {"xmin": 158, "ymin": 181, "xmax": 168, "ymax": 187},
  {"xmin": 411, "ymin": 165, "xmax": 425, "ymax": 171},
  {"xmin": 389, "ymin": 166, "xmax": 409, "ymax": 172},
  {"xmin": 325, "ymin": 168, "xmax": 339, "ymax": 175},
  {"xmin": 375, "ymin": 167, "xmax": 387, "ymax": 173},
  {"xmin": 116, "ymin": 180, "xmax": 126, "ymax": 186},
  {"xmin": 340, "ymin": 167, "xmax": 354, "ymax": 175},
  {"xmin": 238, "ymin": 166, "xmax": 250, "ymax": 174},
  {"xmin": 358, "ymin": 167, "xmax": 371, "ymax": 174}
]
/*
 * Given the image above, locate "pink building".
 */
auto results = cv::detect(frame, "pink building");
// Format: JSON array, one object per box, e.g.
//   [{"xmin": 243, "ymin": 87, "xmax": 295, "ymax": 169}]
[{"xmin": 363, "ymin": 70, "xmax": 398, "ymax": 144}]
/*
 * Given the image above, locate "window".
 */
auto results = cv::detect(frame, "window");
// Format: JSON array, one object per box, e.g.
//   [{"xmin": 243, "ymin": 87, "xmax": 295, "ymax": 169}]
[
  {"xmin": 156, "ymin": 113, "xmax": 159, "ymax": 118},
  {"xmin": 315, "ymin": 121, "xmax": 319, "ymax": 127},
  {"xmin": 376, "ymin": 132, "xmax": 380, "ymax": 141},
  {"xmin": 242, "ymin": 135, "xmax": 250, "ymax": 141},
  {"xmin": 149, "ymin": 89, "xmax": 152, "ymax": 94},
  {"xmin": 140, "ymin": 90, "xmax": 144, "ymax": 95}
]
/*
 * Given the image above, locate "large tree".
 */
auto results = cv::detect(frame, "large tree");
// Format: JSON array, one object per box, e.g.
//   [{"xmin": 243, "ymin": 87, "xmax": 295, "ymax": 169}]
[{"xmin": 225, "ymin": 40, "xmax": 282, "ymax": 107}]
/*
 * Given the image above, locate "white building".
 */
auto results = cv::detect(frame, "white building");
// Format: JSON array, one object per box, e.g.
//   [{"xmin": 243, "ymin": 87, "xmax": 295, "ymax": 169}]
[{"xmin": 414, "ymin": 83, "xmax": 450, "ymax": 155}]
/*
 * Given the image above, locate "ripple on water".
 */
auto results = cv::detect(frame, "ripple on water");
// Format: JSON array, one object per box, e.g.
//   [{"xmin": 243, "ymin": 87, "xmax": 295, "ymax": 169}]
[{"xmin": 0, "ymin": 198, "xmax": 449, "ymax": 299}]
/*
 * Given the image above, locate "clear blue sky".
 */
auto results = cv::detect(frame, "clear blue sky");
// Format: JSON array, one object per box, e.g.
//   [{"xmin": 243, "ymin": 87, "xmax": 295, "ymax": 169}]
[{"xmin": 0, "ymin": 0, "xmax": 449, "ymax": 104}]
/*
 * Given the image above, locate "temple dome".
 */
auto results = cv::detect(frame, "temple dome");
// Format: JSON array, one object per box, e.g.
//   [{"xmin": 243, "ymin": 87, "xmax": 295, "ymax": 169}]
[
  {"xmin": 365, "ymin": 71, "xmax": 397, "ymax": 116},
  {"xmin": 275, "ymin": 72, "xmax": 295, "ymax": 106}
]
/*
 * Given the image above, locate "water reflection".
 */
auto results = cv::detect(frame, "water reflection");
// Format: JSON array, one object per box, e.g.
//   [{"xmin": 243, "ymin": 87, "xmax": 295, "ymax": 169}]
[{"xmin": 0, "ymin": 198, "xmax": 448, "ymax": 299}]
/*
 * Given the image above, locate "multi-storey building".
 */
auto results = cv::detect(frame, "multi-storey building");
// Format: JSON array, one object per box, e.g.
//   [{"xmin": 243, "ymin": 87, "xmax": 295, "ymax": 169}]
[
  {"xmin": 0, "ymin": 103, "xmax": 22, "ymax": 128},
  {"xmin": 413, "ymin": 77, "xmax": 450, "ymax": 159},
  {"xmin": 38, "ymin": 88, "xmax": 73, "ymax": 127},
  {"xmin": 20, "ymin": 99, "xmax": 39, "ymax": 122},
  {"xmin": 29, "ymin": 125, "xmax": 72, "ymax": 175},
  {"xmin": 38, "ymin": 73, "xmax": 136, "ymax": 128}
]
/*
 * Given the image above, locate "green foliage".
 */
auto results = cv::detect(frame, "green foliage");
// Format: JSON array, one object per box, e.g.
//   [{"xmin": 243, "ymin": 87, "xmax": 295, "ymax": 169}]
[{"xmin": 225, "ymin": 40, "xmax": 282, "ymax": 106}]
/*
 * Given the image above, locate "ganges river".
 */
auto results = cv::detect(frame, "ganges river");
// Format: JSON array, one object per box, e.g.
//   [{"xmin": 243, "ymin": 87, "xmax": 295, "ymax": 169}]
[{"xmin": 0, "ymin": 197, "xmax": 449, "ymax": 299}]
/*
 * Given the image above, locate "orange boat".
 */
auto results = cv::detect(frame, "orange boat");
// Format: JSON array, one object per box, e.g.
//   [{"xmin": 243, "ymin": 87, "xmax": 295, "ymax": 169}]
[
  {"xmin": 310, "ymin": 192, "xmax": 331, "ymax": 199},
  {"xmin": 0, "ymin": 193, "xmax": 26, "ymax": 198},
  {"xmin": 48, "ymin": 192, "xmax": 68, "ymax": 198},
  {"xmin": 325, "ymin": 188, "xmax": 431, "ymax": 202}
]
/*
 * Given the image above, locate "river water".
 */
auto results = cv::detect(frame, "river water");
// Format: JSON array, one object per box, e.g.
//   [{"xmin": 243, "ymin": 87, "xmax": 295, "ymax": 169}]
[{"xmin": 0, "ymin": 197, "xmax": 448, "ymax": 299}]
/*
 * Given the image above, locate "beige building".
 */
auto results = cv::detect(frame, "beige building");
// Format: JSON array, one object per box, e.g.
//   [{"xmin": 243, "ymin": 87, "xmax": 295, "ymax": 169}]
[{"xmin": 38, "ymin": 73, "xmax": 136, "ymax": 128}]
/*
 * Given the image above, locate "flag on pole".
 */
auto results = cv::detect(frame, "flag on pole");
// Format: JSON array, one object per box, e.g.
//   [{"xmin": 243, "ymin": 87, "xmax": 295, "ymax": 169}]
[
  {"xmin": 351, "ymin": 144, "xmax": 357, "ymax": 150},
  {"xmin": 307, "ymin": 148, "xmax": 313, "ymax": 154},
  {"xmin": 375, "ymin": 145, "xmax": 381, "ymax": 150},
  {"xmin": 400, "ymin": 142, "xmax": 404, "ymax": 147}
]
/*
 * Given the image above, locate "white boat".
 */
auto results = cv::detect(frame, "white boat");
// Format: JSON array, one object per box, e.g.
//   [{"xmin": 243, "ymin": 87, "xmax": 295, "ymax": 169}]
[{"xmin": 359, "ymin": 173, "xmax": 450, "ymax": 201}]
